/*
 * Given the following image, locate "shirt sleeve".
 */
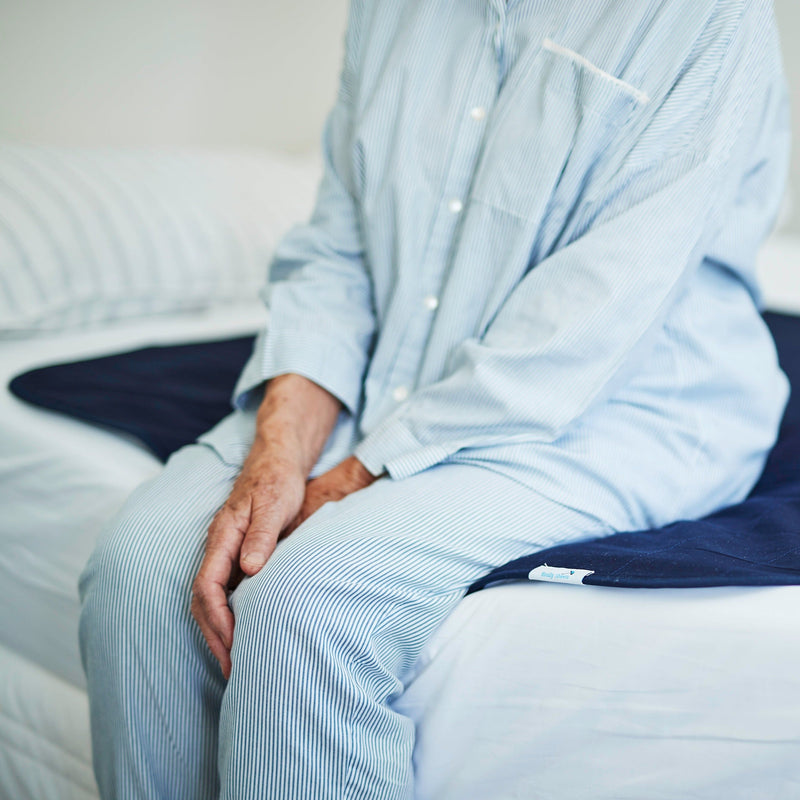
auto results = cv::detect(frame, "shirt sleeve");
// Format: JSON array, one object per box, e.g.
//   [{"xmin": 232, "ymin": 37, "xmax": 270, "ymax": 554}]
[
  {"xmin": 354, "ymin": 3, "xmax": 790, "ymax": 479},
  {"xmin": 231, "ymin": 1, "xmax": 374, "ymax": 415}
]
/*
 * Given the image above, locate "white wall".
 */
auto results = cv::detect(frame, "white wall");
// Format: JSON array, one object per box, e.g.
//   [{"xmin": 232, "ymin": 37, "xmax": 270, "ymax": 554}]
[
  {"xmin": 775, "ymin": 0, "xmax": 800, "ymax": 229},
  {"xmin": 0, "ymin": 0, "xmax": 349, "ymax": 153},
  {"xmin": 0, "ymin": 0, "xmax": 797, "ymax": 228}
]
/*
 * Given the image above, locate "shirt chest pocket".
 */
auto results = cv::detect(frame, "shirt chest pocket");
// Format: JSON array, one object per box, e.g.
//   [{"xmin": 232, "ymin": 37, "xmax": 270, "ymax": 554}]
[{"xmin": 470, "ymin": 39, "xmax": 649, "ymax": 220}]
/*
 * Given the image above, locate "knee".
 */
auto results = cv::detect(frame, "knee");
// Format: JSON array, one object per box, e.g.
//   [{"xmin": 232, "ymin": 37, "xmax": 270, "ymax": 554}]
[
  {"xmin": 230, "ymin": 538, "xmax": 360, "ymax": 646},
  {"xmin": 226, "ymin": 533, "xmax": 430, "ymax": 702},
  {"xmin": 229, "ymin": 529, "xmax": 402, "ymax": 662},
  {"xmin": 79, "ymin": 491, "xmax": 206, "ymax": 630}
]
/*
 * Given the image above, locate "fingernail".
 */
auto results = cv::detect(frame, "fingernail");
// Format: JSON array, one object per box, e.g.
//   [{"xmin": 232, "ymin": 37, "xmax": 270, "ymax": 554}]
[{"xmin": 242, "ymin": 552, "xmax": 264, "ymax": 568}]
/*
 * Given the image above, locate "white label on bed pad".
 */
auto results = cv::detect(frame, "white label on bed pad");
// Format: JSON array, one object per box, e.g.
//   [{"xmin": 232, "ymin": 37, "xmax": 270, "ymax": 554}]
[{"xmin": 527, "ymin": 564, "xmax": 594, "ymax": 585}]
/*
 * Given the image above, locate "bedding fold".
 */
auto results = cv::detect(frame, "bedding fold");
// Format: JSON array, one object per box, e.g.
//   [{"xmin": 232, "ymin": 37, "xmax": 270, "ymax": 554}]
[{"xmin": 9, "ymin": 312, "xmax": 800, "ymax": 591}]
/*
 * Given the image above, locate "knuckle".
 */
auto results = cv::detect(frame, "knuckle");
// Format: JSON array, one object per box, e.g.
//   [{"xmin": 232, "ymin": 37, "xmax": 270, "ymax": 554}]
[
  {"xmin": 208, "ymin": 618, "xmax": 226, "ymax": 642},
  {"xmin": 190, "ymin": 600, "xmax": 206, "ymax": 629},
  {"xmin": 222, "ymin": 500, "xmax": 245, "ymax": 518},
  {"xmin": 205, "ymin": 539, "xmax": 233, "ymax": 557},
  {"xmin": 216, "ymin": 504, "xmax": 251, "ymax": 535},
  {"xmin": 210, "ymin": 501, "xmax": 231, "ymax": 522},
  {"xmin": 192, "ymin": 581, "xmax": 209, "ymax": 602},
  {"xmin": 248, "ymin": 495, "xmax": 275, "ymax": 515}
]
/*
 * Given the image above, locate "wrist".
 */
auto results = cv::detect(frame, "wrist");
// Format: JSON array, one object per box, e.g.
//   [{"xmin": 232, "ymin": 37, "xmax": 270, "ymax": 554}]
[
  {"xmin": 248, "ymin": 427, "xmax": 309, "ymax": 477},
  {"xmin": 253, "ymin": 374, "xmax": 342, "ymax": 476},
  {"xmin": 343, "ymin": 455, "xmax": 383, "ymax": 490}
]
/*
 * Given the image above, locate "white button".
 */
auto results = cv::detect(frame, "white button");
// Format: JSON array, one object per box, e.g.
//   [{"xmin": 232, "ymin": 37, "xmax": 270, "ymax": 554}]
[
  {"xmin": 392, "ymin": 385, "xmax": 409, "ymax": 403},
  {"xmin": 470, "ymin": 106, "xmax": 487, "ymax": 121},
  {"xmin": 423, "ymin": 295, "xmax": 439, "ymax": 311},
  {"xmin": 448, "ymin": 198, "xmax": 463, "ymax": 214}
]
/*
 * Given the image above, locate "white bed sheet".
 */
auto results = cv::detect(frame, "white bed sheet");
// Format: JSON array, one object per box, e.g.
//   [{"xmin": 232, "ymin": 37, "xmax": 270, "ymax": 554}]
[
  {"xmin": 397, "ymin": 583, "xmax": 800, "ymax": 800},
  {"xmin": 0, "ymin": 644, "xmax": 95, "ymax": 800},
  {"xmin": 0, "ymin": 301, "xmax": 267, "ymax": 687},
  {"xmin": 3, "ymin": 583, "xmax": 800, "ymax": 800},
  {"xmin": 1, "ymin": 236, "xmax": 799, "ymax": 799}
]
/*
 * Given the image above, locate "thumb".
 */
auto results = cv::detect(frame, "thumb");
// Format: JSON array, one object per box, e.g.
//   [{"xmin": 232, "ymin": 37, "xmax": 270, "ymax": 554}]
[{"xmin": 239, "ymin": 504, "xmax": 283, "ymax": 575}]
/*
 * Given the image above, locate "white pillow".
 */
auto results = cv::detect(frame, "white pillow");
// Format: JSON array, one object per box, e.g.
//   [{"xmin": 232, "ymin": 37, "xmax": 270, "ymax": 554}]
[{"xmin": 0, "ymin": 144, "xmax": 322, "ymax": 335}]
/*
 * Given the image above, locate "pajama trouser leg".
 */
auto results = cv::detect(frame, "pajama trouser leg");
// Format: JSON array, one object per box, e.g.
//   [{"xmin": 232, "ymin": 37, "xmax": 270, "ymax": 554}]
[
  {"xmin": 79, "ymin": 441, "xmax": 612, "ymax": 799},
  {"xmin": 219, "ymin": 460, "xmax": 610, "ymax": 799},
  {"xmin": 78, "ymin": 444, "xmax": 240, "ymax": 800}
]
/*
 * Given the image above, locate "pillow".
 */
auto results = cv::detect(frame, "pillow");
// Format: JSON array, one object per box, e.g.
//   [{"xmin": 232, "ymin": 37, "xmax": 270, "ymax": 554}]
[{"xmin": 0, "ymin": 144, "xmax": 322, "ymax": 335}]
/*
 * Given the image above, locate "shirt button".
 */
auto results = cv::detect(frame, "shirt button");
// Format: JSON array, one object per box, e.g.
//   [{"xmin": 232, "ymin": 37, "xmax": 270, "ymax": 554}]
[
  {"xmin": 448, "ymin": 198, "xmax": 463, "ymax": 214},
  {"xmin": 470, "ymin": 106, "xmax": 487, "ymax": 121},
  {"xmin": 392, "ymin": 385, "xmax": 409, "ymax": 403},
  {"xmin": 423, "ymin": 294, "xmax": 439, "ymax": 311}
]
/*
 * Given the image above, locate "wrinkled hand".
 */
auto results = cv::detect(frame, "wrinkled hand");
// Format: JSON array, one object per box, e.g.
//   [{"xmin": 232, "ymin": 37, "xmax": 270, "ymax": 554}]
[
  {"xmin": 283, "ymin": 455, "xmax": 380, "ymax": 537},
  {"xmin": 191, "ymin": 440, "xmax": 306, "ymax": 679},
  {"xmin": 192, "ymin": 443, "xmax": 379, "ymax": 680},
  {"xmin": 192, "ymin": 373, "xmax": 343, "ymax": 679}
]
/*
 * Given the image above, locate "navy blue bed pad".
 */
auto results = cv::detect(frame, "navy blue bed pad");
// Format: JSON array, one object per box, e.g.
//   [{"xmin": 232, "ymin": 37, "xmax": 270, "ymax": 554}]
[
  {"xmin": 10, "ymin": 335, "xmax": 255, "ymax": 462},
  {"xmin": 9, "ymin": 313, "xmax": 800, "ymax": 590}
]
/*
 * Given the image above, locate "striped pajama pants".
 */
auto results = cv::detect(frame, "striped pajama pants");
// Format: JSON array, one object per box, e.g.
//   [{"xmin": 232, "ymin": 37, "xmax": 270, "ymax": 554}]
[{"xmin": 78, "ymin": 438, "xmax": 610, "ymax": 799}]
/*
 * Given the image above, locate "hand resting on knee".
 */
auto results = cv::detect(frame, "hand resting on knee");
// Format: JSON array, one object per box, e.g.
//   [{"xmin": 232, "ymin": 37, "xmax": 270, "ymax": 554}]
[{"xmin": 190, "ymin": 373, "xmax": 380, "ymax": 678}]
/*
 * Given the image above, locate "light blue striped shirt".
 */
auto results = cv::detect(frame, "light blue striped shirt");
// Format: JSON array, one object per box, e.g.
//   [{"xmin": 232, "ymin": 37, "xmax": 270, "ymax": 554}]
[{"xmin": 206, "ymin": 0, "xmax": 790, "ymax": 527}]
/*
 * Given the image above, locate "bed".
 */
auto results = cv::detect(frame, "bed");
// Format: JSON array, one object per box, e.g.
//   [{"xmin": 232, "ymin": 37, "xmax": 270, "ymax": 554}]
[{"xmin": 1, "ymin": 146, "xmax": 799, "ymax": 800}]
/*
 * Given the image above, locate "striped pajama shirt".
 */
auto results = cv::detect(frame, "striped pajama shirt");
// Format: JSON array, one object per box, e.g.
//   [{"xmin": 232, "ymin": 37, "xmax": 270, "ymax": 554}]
[{"xmin": 80, "ymin": 0, "xmax": 790, "ymax": 797}]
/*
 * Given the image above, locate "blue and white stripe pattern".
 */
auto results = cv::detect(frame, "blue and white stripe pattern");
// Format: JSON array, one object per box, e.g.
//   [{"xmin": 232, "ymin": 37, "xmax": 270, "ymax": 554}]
[
  {"xmin": 0, "ymin": 146, "xmax": 320, "ymax": 334},
  {"xmin": 82, "ymin": 0, "xmax": 790, "ymax": 796},
  {"xmin": 80, "ymin": 442, "xmax": 612, "ymax": 798},
  {"xmin": 216, "ymin": 0, "xmax": 790, "ymax": 530}
]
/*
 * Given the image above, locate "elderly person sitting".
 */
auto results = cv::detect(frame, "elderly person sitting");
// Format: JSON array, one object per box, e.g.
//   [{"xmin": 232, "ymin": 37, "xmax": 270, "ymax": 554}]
[{"xmin": 79, "ymin": 1, "xmax": 789, "ymax": 797}]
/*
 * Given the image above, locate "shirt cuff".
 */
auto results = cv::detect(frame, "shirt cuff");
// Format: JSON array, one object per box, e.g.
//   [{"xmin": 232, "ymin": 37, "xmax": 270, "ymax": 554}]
[
  {"xmin": 354, "ymin": 416, "xmax": 453, "ymax": 479},
  {"xmin": 231, "ymin": 326, "xmax": 366, "ymax": 415}
]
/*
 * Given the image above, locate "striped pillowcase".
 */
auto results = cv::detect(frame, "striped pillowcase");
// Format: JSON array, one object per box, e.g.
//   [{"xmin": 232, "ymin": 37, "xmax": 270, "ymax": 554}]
[{"xmin": 0, "ymin": 145, "xmax": 322, "ymax": 335}]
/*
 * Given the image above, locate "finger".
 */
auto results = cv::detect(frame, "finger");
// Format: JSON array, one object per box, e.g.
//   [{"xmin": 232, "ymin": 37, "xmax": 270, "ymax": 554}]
[
  {"xmin": 194, "ymin": 535, "xmax": 237, "ymax": 630},
  {"xmin": 192, "ymin": 576, "xmax": 234, "ymax": 665},
  {"xmin": 207, "ymin": 502, "xmax": 250, "ymax": 558},
  {"xmin": 207, "ymin": 584, "xmax": 236, "ymax": 651},
  {"xmin": 191, "ymin": 594, "xmax": 227, "ymax": 661},
  {"xmin": 201, "ymin": 502, "xmax": 251, "ymax": 630},
  {"xmin": 240, "ymin": 505, "xmax": 283, "ymax": 574},
  {"xmin": 193, "ymin": 565, "xmax": 236, "ymax": 651},
  {"xmin": 192, "ymin": 496, "xmax": 253, "ymax": 678},
  {"xmin": 191, "ymin": 595, "xmax": 232, "ymax": 679}
]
